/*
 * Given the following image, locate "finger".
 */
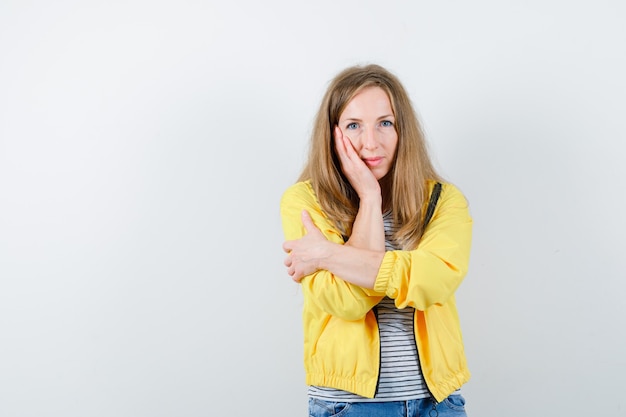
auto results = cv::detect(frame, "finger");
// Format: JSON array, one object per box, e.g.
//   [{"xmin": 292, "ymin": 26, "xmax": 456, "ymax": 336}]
[
  {"xmin": 335, "ymin": 126, "xmax": 357, "ymax": 160},
  {"xmin": 334, "ymin": 126, "xmax": 348, "ymax": 162},
  {"xmin": 334, "ymin": 125, "xmax": 343, "ymax": 143},
  {"xmin": 341, "ymin": 134, "xmax": 360, "ymax": 163},
  {"xmin": 335, "ymin": 128, "xmax": 363, "ymax": 182},
  {"xmin": 334, "ymin": 126, "xmax": 362, "ymax": 169},
  {"xmin": 284, "ymin": 255, "xmax": 292, "ymax": 267},
  {"xmin": 301, "ymin": 209, "xmax": 318, "ymax": 234}
]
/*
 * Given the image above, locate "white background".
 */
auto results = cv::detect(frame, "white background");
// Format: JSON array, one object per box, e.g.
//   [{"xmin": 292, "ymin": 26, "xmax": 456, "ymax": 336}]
[{"xmin": 1, "ymin": 1, "xmax": 625, "ymax": 416}]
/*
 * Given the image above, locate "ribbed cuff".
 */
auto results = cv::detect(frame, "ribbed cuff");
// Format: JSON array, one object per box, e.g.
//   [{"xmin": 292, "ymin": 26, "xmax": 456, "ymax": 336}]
[{"xmin": 373, "ymin": 251, "xmax": 395, "ymax": 295}]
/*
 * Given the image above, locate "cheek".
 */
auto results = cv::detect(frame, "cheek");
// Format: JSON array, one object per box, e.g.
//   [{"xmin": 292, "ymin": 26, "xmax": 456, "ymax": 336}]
[
  {"xmin": 348, "ymin": 134, "xmax": 364, "ymax": 151},
  {"xmin": 339, "ymin": 127, "xmax": 364, "ymax": 149},
  {"xmin": 385, "ymin": 133, "xmax": 399, "ymax": 153}
]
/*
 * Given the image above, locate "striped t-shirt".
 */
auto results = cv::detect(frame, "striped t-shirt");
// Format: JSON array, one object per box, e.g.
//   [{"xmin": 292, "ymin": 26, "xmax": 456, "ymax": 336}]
[{"xmin": 308, "ymin": 211, "xmax": 430, "ymax": 402}]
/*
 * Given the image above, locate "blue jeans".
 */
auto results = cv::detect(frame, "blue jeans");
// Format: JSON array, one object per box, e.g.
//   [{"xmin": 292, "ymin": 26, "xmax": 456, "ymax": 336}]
[{"xmin": 308, "ymin": 394, "xmax": 467, "ymax": 417}]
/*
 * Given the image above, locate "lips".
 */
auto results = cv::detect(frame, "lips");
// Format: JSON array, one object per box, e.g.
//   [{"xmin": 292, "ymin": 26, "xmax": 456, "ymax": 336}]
[{"xmin": 363, "ymin": 157, "xmax": 383, "ymax": 167}]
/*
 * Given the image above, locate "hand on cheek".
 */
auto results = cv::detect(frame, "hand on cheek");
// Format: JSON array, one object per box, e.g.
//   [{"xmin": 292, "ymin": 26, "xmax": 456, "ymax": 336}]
[{"xmin": 334, "ymin": 126, "xmax": 380, "ymax": 200}]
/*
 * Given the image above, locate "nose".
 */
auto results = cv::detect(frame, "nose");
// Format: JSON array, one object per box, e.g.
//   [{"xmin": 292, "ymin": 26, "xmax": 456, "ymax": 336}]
[{"xmin": 361, "ymin": 126, "xmax": 378, "ymax": 151}]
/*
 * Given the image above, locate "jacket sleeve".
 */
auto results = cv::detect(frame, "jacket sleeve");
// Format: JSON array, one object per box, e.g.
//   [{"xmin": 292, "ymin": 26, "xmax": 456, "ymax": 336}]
[
  {"xmin": 280, "ymin": 182, "xmax": 385, "ymax": 320},
  {"xmin": 373, "ymin": 183, "xmax": 473, "ymax": 310}
]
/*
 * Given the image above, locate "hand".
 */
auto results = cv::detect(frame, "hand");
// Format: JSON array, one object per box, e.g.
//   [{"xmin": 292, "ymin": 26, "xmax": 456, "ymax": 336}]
[
  {"xmin": 334, "ymin": 126, "xmax": 381, "ymax": 202},
  {"xmin": 282, "ymin": 210, "xmax": 332, "ymax": 283}
]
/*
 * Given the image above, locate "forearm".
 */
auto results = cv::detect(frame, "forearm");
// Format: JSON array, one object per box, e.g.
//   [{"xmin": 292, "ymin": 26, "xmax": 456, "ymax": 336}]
[
  {"xmin": 345, "ymin": 196, "xmax": 385, "ymax": 251},
  {"xmin": 318, "ymin": 242, "xmax": 385, "ymax": 289},
  {"xmin": 281, "ymin": 182, "xmax": 386, "ymax": 319},
  {"xmin": 327, "ymin": 195, "xmax": 385, "ymax": 289}
]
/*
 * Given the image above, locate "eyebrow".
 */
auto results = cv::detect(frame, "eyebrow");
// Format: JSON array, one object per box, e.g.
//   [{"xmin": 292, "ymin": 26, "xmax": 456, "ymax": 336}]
[{"xmin": 341, "ymin": 114, "xmax": 395, "ymax": 122}]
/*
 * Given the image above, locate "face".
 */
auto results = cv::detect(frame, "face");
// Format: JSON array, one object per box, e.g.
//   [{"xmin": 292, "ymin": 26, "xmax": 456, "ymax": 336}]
[{"xmin": 337, "ymin": 86, "xmax": 398, "ymax": 181}]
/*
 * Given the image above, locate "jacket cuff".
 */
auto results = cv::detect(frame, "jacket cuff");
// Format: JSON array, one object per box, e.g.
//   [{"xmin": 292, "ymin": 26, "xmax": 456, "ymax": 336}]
[{"xmin": 373, "ymin": 251, "xmax": 395, "ymax": 296}]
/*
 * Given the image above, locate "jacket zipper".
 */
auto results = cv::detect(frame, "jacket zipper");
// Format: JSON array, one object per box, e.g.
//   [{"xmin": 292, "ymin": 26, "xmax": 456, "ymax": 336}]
[
  {"xmin": 373, "ymin": 306, "xmax": 382, "ymax": 397},
  {"xmin": 413, "ymin": 310, "xmax": 439, "ymax": 407}
]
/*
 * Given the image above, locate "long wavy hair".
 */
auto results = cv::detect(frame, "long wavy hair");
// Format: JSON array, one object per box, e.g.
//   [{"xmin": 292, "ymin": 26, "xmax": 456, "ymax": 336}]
[{"xmin": 298, "ymin": 64, "xmax": 442, "ymax": 250}]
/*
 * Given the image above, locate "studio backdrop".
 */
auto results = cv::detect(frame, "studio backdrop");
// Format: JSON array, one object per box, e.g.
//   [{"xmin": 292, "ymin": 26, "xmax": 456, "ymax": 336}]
[{"xmin": 1, "ymin": 1, "xmax": 625, "ymax": 416}]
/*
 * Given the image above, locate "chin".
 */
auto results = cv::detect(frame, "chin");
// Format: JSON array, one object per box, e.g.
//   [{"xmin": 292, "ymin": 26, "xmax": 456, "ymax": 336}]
[{"xmin": 377, "ymin": 171, "xmax": 393, "ymax": 183}]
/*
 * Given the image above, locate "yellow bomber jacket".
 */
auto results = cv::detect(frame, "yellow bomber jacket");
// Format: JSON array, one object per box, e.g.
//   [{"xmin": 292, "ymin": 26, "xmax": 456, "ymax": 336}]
[{"xmin": 280, "ymin": 180, "xmax": 473, "ymax": 402}]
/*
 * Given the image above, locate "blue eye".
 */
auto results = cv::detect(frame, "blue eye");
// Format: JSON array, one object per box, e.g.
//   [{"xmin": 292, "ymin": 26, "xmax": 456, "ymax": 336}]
[
  {"xmin": 381, "ymin": 120, "xmax": 394, "ymax": 127},
  {"xmin": 346, "ymin": 122, "xmax": 358, "ymax": 130}
]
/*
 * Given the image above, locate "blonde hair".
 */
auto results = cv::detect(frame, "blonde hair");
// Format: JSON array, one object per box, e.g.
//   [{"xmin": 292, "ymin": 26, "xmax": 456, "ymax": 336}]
[{"xmin": 298, "ymin": 64, "xmax": 442, "ymax": 249}]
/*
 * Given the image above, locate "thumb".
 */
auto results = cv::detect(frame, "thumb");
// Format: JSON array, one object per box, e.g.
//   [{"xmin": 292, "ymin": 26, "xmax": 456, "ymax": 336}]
[{"xmin": 301, "ymin": 209, "xmax": 317, "ymax": 234}]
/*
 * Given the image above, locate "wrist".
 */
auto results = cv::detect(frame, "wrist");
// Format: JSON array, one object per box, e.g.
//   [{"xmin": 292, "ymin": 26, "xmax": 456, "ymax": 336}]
[
  {"xmin": 316, "ymin": 240, "xmax": 336, "ymax": 271},
  {"xmin": 358, "ymin": 193, "xmax": 382, "ymax": 208}
]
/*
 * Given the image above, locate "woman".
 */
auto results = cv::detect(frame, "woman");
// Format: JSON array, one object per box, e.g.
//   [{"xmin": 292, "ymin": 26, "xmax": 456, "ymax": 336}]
[{"xmin": 281, "ymin": 64, "xmax": 472, "ymax": 417}]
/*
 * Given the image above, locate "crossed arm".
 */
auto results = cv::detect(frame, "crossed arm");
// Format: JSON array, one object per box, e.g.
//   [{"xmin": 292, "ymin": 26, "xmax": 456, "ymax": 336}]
[
  {"xmin": 283, "ymin": 209, "xmax": 385, "ymax": 289},
  {"xmin": 283, "ymin": 127, "xmax": 385, "ymax": 289},
  {"xmin": 280, "ymin": 128, "xmax": 473, "ymax": 318}
]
